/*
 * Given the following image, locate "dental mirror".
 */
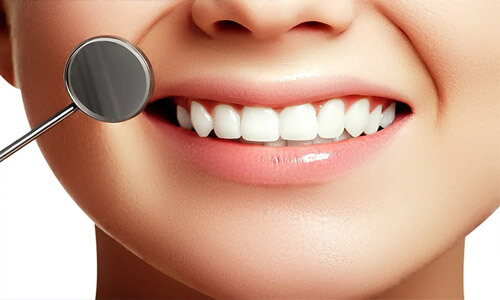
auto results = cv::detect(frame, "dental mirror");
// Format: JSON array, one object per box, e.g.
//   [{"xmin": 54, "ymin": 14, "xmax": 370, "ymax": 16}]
[{"xmin": 0, "ymin": 35, "xmax": 154, "ymax": 162}]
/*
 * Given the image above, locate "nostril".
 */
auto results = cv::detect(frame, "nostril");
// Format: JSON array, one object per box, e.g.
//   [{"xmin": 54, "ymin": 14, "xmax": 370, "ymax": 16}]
[
  {"xmin": 214, "ymin": 20, "xmax": 252, "ymax": 35},
  {"xmin": 290, "ymin": 21, "xmax": 333, "ymax": 32}
]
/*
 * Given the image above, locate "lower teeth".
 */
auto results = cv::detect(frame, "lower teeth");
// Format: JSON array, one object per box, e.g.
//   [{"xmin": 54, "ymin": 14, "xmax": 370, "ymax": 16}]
[{"xmin": 200, "ymin": 129, "xmax": 355, "ymax": 146}]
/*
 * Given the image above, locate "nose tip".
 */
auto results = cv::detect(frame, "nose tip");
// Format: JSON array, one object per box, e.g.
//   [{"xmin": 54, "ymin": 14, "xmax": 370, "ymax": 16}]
[{"xmin": 192, "ymin": 0, "xmax": 354, "ymax": 40}]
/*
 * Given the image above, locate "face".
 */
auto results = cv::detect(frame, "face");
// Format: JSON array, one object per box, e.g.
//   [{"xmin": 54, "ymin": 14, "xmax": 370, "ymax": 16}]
[{"xmin": 2, "ymin": 0, "xmax": 499, "ymax": 298}]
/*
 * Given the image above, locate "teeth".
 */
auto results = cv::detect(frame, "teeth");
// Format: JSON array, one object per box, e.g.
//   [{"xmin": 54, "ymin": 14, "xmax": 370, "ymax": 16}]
[
  {"xmin": 214, "ymin": 104, "xmax": 241, "ymax": 139},
  {"xmin": 279, "ymin": 104, "xmax": 318, "ymax": 141},
  {"xmin": 334, "ymin": 130, "xmax": 352, "ymax": 141},
  {"xmin": 264, "ymin": 138, "xmax": 286, "ymax": 147},
  {"xmin": 317, "ymin": 99, "xmax": 344, "ymax": 139},
  {"xmin": 287, "ymin": 140, "xmax": 312, "ymax": 146},
  {"xmin": 364, "ymin": 104, "xmax": 382, "ymax": 135},
  {"xmin": 177, "ymin": 99, "xmax": 397, "ymax": 145},
  {"xmin": 312, "ymin": 136, "xmax": 334, "ymax": 144},
  {"xmin": 239, "ymin": 138, "xmax": 264, "ymax": 145},
  {"xmin": 176, "ymin": 106, "xmax": 193, "ymax": 130},
  {"xmin": 190, "ymin": 101, "xmax": 213, "ymax": 137},
  {"xmin": 241, "ymin": 107, "xmax": 280, "ymax": 142},
  {"xmin": 344, "ymin": 99, "xmax": 370, "ymax": 138},
  {"xmin": 380, "ymin": 102, "xmax": 396, "ymax": 128}
]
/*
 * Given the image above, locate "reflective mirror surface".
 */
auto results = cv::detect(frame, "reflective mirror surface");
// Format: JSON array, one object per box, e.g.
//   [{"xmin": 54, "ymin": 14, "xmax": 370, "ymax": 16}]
[{"xmin": 64, "ymin": 36, "xmax": 154, "ymax": 122}]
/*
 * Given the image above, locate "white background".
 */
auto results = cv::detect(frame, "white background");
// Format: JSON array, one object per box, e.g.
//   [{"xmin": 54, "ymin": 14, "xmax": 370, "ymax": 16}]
[{"xmin": 0, "ymin": 76, "xmax": 499, "ymax": 299}]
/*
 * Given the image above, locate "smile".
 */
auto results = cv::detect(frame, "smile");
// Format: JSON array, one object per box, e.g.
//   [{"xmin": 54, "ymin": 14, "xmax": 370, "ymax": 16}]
[
  {"xmin": 169, "ymin": 96, "xmax": 397, "ymax": 145},
  {"xmin": 144, "ymin": 76, "xmax": 413, "ymax": 185}
]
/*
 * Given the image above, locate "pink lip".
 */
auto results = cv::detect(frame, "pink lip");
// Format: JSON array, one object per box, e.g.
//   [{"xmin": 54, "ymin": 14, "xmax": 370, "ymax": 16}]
[
  {"xmin": 144, "ymin": 75, "xmax": 413, "ymax": 185},
  {"xmin": 144, "ymin": 111, "xmax": 411, "ymax": 186},
  {"xmin": 151, "ymin": 74, "xmax": 413, "ymax": 109}
]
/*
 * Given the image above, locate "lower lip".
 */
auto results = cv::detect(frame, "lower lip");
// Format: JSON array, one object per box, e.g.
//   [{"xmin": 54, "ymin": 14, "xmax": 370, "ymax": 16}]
[{"xmin": 143, "ymin": 111, "xmax": 411, "ymax": 186}]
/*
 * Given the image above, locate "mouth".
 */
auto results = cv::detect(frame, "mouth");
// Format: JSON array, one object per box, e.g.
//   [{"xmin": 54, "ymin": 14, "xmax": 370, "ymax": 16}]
[{"xmin": 143, "ymin": 77, "xmax": 413, "ymax": 185}]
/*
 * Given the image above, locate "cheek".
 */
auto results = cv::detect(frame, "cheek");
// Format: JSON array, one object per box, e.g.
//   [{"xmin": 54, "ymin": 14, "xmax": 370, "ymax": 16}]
[
  {"xmin": 10, "ymin": 1, "xmax": 184, "ymax": 214},
  {"xmin": 373, "ymin": 0, "xmax": 500, "ymax": 109},
  {"xmin": 373, "ymin": 0, "xmax": 500, "ymax": 215},
  {"xmin": 10, "ymin": 2, "xmax": 193, "ymax": 289}
]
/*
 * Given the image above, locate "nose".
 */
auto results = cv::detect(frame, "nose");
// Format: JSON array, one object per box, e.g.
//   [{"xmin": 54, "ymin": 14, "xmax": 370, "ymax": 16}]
[{"xmin": 191, "ymin": 0, "xmax": 354, "ymax": 40}]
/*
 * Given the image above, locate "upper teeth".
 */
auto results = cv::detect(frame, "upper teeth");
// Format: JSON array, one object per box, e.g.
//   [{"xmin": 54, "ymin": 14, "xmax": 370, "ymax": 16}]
[
  {"xmin": 189, "ymin": 101, "xmax": 213, "ymax": 137},
  {"xmin": 176, "ymin": 106, "xmax": 193, "ymax": 131},
  {"xmin": 179, "ymin": 98, "xmax": 397, "ymax": 144},
  {"xmin": 279, "ymin": 104, "xmax": 319, "ymax": 141},
  {"xmin": 241, "ymin": 107, "xmax": 280, "ymax": 142},
  {"xmin": 380, "ymin": 102, "xmax": 396, "ymax": 129},
  {"xmin": 317, "ymin": 99, "xmax": 345, "ymax": 139},
  {"xmin": 214, "ymin": 104, "xmax": 241, "ymax": 139},
  {"xmin": 344, "ymin": 98, "xmax": 370, "ymax": 138}
]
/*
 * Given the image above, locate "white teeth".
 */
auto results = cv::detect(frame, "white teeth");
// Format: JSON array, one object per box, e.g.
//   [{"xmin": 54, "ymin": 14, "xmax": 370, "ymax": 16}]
[
  {"xmin": 334, "ymin": 130, "xmax": 352, "ymax": 141},
  {"xmin": 344, "ymin": 99, "xmax": 370, "ymax": 138},
  {"xmin": 239, "ymin": 138, "xmax": 264, "ymax": 145},
  {"xmin": 190, "ymin": 101, "xmax": 213, "ymax": 137},
  {"xmin": 364, "ymin": 104, "xmax": 382, "ymax": 135},
  {"xmin": 380, "ymin": 102, "xmax": 396, "ymax": 128},
  {"xmin": 317, "ymin": 99, "xmax": 344, "ymax": 139},
  {"xmin": 279, "ymin": 104, "xmax": 318, "ymax": 141},
  {"xmin": 241, "ymin": 107, "xmax": 280, "ymax": 142},
  {"xmin": 176, "ymin": 106, "xmax": 193, "ymax": 130},
  {"xmin": 312, "ymin": 136, "xmax": 334, "ymax": 144},
  {"xmin": 180, "ymin": 99, "xmax": 397, "ymax": 145},
  {"xmin": 264, "ymin": 138, "xmax": 286, "ymax": 147},
  {"xmin": 287, "ymin": 140, "xmax": 312, "ymax": 146},
  {"xmin": 214, "ymin": 104, "xmax": 241, "ymax": 139}
]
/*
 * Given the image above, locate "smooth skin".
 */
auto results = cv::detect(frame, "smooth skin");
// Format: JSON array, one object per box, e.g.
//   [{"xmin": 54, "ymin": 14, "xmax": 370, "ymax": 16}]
[{"xmin": 0, "ymin": 0, "xmax": 499, "ymax": 299}]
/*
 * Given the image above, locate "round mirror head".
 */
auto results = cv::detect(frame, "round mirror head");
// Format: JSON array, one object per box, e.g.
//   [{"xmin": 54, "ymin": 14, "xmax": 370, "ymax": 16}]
[{"xmin": 64, "ymin": 35, "xmax": 154, "ymax": 123}]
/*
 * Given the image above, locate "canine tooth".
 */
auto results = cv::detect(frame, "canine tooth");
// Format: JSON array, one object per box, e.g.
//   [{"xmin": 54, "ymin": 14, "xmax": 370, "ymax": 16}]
[
  {"xmin": 280, "ymin": 104, "xmax": 318, "ymax": 141},
  {"xmin": 380, "ymin": 102, "xmax": 396, "ymax": 128},
  {"xmin": 344, "ymin": 99, "xmax": 370, "ymax": 137},
  {"xmin": 241, "ymin": 107, "xmax": 280, "ymax": 142},
  {"xmin": 190, "ymin": 101, "xmax": 213, "ymax": 137},
  {"xmin": 312, "ymin": 136, "xmax": 334, "ymax": 144},
  {"xmin": 264, "ymin": 138, "xmax": 286, "ymax": 147},
  {"xmin": 333, "ymin": 130, "xmax": 352, "ymax": 142},
  {"xmin": 287, "ymin": 140, "xmax": 312, "ymax": 146},
  {"xmin": 214, "ymin": 104, "xmax": 241, "ymax": 139},
  {"xmin": 317, "ymin": 99, "xmax": 344, "ymax": 138},
  {"xmin": 364, "ymin": 105, "xmax": 382, "ymax": 135},
  {"xmin": 176, "ymin": 106, "xmax": 193, "ymax": 130}
]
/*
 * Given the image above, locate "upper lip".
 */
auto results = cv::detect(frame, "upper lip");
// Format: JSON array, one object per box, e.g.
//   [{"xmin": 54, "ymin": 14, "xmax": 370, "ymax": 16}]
[{"xmin": 148, "ymin": 73, "xmax": 412, "ymax": 109}]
